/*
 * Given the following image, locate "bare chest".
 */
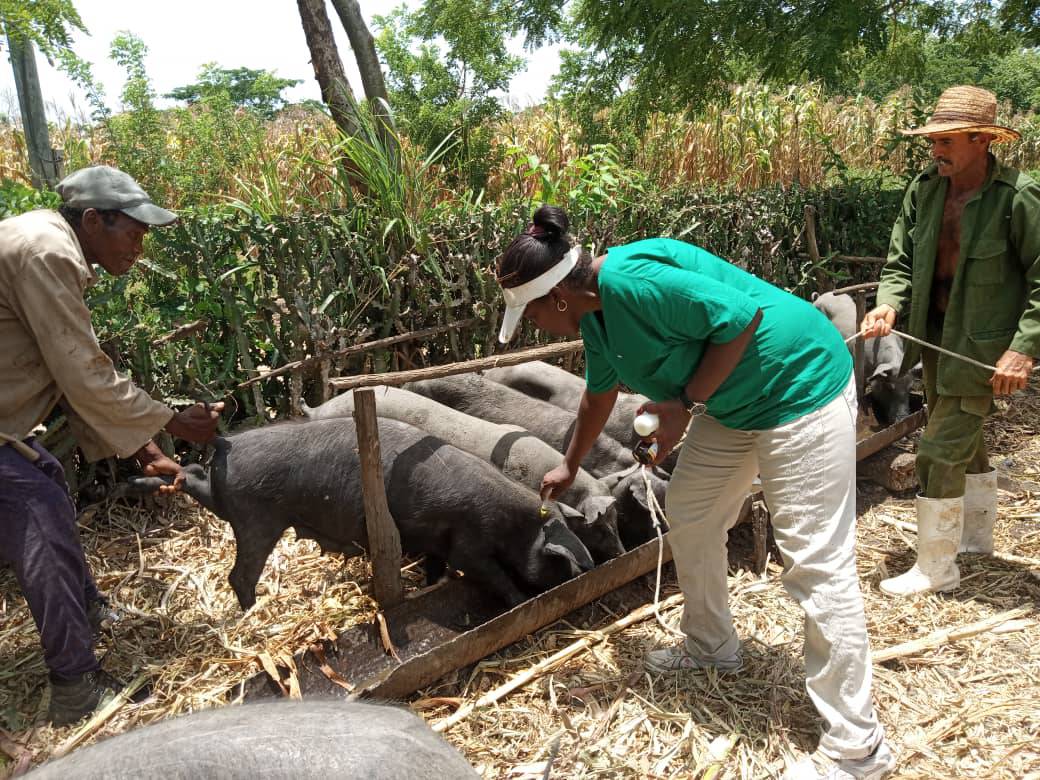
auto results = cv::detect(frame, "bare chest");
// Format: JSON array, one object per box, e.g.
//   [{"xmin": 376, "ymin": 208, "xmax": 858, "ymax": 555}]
[{"xmin": 935, "ymin": 191, "xmax": 976, "ymax": 281}]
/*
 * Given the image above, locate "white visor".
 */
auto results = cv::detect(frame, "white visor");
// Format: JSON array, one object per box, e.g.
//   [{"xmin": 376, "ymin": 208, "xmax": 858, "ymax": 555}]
[{"xmin": 498, "ymin": 245, "xmax": 581, "ymax": 343}]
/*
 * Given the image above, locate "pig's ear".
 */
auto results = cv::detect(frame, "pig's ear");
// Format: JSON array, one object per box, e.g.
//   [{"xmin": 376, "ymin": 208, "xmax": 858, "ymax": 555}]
[
  {"xmin": 870, "ymin": 362, "xmax": 897, "ymax": 381},
  {"xmin": 542, "ymin": 518, "xmax": 595, "ymax": 571},
  {"xmin": 811, "ymin": 291, "xmax": 821, "ymax": 302},
  {"xmin": 581, "ymin": 495, "xmax": 617, "ymax": 522},
  {"xmin": 627, "ymin": 472, "xmax": 650, "ymax": 510},
  {"xmin": 557, "ymin": 502, "xmax": 586, "ymax": 522}
]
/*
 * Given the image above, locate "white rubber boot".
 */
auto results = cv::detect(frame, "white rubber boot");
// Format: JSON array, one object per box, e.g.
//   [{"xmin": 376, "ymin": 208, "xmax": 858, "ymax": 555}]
[
  {"xmin": 960, "ymin": 470, "xmax": 997, "ymax": 554},
  {"xmin": 880, "ymin": 495, "xmax": 962, "ymax": 596}
]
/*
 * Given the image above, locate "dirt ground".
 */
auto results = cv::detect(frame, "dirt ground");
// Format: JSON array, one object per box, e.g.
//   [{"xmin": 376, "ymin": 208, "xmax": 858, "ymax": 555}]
[{"xmin": 1, "ymin": 390, "xmax": 1038, "ymax": 779}]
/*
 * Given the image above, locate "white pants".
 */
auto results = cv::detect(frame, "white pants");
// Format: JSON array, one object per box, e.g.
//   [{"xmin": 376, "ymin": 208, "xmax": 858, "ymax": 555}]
[{"xmin": 665, "ymin": 377, "xmax": 884, "ymax": 759}]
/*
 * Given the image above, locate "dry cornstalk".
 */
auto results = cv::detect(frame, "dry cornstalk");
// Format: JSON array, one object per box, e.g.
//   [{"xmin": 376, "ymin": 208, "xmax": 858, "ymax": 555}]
[
  {"xmin": 432, "ymin": 593, "xmax": 684, "ymax": 733},
  {"xmin": 873, "ymin": 605, "xmax": 1033, "ymax": 663}
]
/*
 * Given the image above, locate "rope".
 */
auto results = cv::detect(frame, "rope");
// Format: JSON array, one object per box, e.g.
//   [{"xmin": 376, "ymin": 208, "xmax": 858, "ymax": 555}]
[{"xmin": 640, "ymin": 465, "xmax": 686, "ymax": 638}]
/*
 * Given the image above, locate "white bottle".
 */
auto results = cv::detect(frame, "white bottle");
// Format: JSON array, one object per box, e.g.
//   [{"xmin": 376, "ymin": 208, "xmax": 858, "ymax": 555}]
[{"xmin": 633, "ymin": 412, "xmax": 660, "ymax": 438}]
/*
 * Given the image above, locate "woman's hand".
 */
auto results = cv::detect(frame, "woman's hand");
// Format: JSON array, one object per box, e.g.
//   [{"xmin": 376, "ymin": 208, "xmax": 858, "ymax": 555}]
[
  {"xmin": 541, "ymin": 462, "xmax": 576, "ymax": 500},
  {"xmin": 636, "ymin": 399, "xmax": 691, "ymax": 464}
]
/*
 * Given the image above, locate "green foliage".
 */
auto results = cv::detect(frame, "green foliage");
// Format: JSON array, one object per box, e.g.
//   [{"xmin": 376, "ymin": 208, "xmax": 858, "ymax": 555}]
[
  {"xmin": 0, "ymin": 0, "xmax": 108, "ymax": 119},
  {"xmin": 553, "ymin": 0, "xmax": 895, "ymax": 114},
  {"xmin": 0, "ymin": 0, "xmax": 85, "ymax": 58},
  {"xmin": 374, "ymin": 2, "xmax": 523, "ymax": 190},
  {"xmin": 165, "ymin": 64, "xmax": 302, "ymax": 119},
  {"xmin": 999, "ymin": 0, "xmax": 1040, "ymax": 45},
  {"xmin": 505, "ymin": 142, "xmax": 648, "ymax": 244},
  {"xmin": 79, "ymin": 177, "xmax": 905, "ymax": 422},
  {"xmin": 97, "ymin": 33, "xmax": 274, "ymax": 207},
  {"xmin": 837, "ymin": 13, "xmax": 1040, "ymax": 113},
  {"xmin": 544, "ymin": 0, "xmax": 1040, "ymax": 123},
  {"xmin": 0, "ymin": 178, "xmax": 60, "ymax": 218},
  {"xmin": 104, "ymin": 32, "xmax": 166, "ymax": 188}
]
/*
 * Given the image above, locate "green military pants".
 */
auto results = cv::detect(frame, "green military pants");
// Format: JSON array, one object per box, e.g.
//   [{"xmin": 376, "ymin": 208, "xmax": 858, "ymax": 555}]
[{"xmin": 917, "ymin": 321, "xmax": 992, "ymax": 499}]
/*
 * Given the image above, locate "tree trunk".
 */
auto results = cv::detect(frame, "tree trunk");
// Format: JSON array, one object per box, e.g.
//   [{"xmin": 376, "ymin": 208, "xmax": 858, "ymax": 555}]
[
  {"xmin": 329, "ymin": 0, "xmax": 388, "ymax": 107},
  {"xmin": 6, "ymin": 33, "xmax": 63, "ymax": 187},
  {"xmin": 329, "ymin": 0, "xmax": 398, "ymax": 155},
  {"xmin": 296, "ymin": 0, "xmax": 359, "ymax": 139}
]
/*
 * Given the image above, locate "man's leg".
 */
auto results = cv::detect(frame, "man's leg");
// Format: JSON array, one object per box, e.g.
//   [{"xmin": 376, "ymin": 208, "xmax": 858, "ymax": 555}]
[
  {"xmin": 917, "ymin": 344, "xmax": 990, "ymax": 500},
  {"xmin": 646, "ymin": 413, "xmax": 758, "ymax": 669},
  {"xmin": 757, "ymin": 378, "xmax": 888, "ymax": 767},
  {"xmin": 882, "ymin": 344, "xmax": 992, "ymax": 594},
  {"xmin": 0, "ymin": 440, "xmax": 98, "ymax": 681}
]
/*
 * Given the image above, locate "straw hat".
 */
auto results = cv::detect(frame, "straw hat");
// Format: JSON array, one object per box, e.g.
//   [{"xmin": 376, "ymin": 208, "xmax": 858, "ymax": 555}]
[{"xmin": 901, "ymin": 85, "xmax": 1020, "ymax": 143}]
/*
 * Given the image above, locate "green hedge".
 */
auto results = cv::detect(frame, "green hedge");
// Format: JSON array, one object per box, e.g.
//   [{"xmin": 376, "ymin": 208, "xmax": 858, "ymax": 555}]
[{"xmin": 2, "ymin": 177, "xmax": 903, "ymax": 421}]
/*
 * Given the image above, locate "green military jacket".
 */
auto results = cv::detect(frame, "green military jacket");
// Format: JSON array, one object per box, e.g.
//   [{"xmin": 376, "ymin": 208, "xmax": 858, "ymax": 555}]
[{"xmin": 876, "ymin": 155, "xmax": 1040, "ymax": 397}]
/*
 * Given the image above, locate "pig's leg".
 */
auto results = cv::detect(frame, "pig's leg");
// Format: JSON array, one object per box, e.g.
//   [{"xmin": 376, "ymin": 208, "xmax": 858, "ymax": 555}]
[{"xmin": 227, "ymin": 522, "xmax": 285, "ymax": 610}]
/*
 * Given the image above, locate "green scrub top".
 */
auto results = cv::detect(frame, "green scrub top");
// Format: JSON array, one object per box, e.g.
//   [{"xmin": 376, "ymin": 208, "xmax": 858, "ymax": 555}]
[{"xmin": 581, "ymin": 238, "xmax": 852, "ymax": 430}]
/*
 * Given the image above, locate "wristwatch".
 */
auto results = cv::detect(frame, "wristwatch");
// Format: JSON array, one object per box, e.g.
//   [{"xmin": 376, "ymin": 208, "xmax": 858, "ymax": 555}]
[{"xmin": 678, "ymin": 388, "xmax": 706, "ymax": 416}]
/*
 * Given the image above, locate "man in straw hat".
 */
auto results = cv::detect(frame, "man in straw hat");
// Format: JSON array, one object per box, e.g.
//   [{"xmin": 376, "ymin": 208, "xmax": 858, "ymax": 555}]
[
  {"xmin": 862, "ymin": 86, "xmax": 1040, "ymax": 596},
  {"xmin": 0, "ymin": 166, "xmax": 223, "ymax": 725}
]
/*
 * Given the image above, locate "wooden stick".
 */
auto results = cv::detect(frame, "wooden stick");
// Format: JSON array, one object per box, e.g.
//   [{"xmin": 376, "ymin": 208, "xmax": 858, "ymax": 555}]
[
  {"xmin": 238, "ymin": 317, "xmax": 478, "ymax": 388},
  {"xmin": 993, "ymin": 550, "xmax": 1040, "ymax": 569},
  {"xmin": 353, "ymin": 389, "xmax": 404, "ymax": 608},
  {"xmin": 330, "ymin": 340, "xmax": 585, "ymax": 391},
  {"xmin": 798, "ymin": 253, "xmax": 886, "ymax": 265},
  {"xmin": 874, "ymin": 515, "xmax": 1040, "ymax": 571},
  {"xmin": 873, "ymin": 605, "xmax": 1033, "ymax": 663},
  {"xmin": 831, "ymin": 281, "xmax": 880, "ymax": 296},
  {"xmin": 151, "ymin": 318, "xmax": 208, "ymax": 347},
  {"xmin": 432, "ymin": 593, "xmax": 684, "ymax": 733}
]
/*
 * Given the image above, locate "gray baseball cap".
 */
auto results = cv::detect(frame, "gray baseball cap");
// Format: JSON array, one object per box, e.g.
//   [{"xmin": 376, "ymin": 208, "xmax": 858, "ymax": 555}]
[{"xmin": 56, "ymin": 165, "xmax": 178, "ymax": 226}]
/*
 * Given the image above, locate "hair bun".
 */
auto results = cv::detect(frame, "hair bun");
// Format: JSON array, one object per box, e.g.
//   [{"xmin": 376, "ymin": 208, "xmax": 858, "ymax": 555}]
[{"xmin": 531, "ymin": 204, "xmax": 569, "ymax": 241}]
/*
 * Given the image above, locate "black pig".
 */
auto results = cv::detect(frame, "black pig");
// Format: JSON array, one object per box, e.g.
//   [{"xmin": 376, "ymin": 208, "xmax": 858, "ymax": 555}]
[{"xmin": 131, "ymin": 418, "xmax": 594, "ymax": 609}]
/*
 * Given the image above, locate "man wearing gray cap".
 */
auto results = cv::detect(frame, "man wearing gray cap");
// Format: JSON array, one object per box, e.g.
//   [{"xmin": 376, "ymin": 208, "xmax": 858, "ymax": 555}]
[{"xmin": 0, "ymin": 165, "xmax": 222, "ymax": 725}]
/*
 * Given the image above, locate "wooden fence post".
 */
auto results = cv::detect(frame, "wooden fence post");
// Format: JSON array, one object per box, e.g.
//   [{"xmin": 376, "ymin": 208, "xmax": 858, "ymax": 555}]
[
  {"xmin": 853, "ymin": 290, "xmax": 867, "ymax": 400},
  {"xmin": 804, "ymin": 205, "xmax": 830, "ymax": 293},
  {"xmin": 352, "ymin": 388, "xmax": 404, "ymax": 608}
]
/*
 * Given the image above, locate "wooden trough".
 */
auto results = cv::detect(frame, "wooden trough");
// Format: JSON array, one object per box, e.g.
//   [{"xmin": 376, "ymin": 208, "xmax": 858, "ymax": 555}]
[{"xmin": 244, "ymin": 330, "xmax": 927, "ymax": 703}]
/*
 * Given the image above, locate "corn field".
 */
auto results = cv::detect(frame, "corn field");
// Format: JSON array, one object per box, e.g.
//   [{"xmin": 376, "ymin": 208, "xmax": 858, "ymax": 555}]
[{"xmin": 3, "ymin": 83, "xmax": 1039, "ymax": 202}]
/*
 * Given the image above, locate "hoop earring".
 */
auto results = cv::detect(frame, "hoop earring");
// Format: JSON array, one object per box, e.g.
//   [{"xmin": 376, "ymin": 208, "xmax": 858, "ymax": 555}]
[{"xmin": 556, "ymin": 299, "xmax": 568, "ymax": 313}]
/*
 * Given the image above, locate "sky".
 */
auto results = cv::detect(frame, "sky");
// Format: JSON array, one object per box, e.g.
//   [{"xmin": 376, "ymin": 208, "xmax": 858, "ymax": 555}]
[{"xmin": 0, "ymin": 0, "xmax": 562, "ymax": 122}]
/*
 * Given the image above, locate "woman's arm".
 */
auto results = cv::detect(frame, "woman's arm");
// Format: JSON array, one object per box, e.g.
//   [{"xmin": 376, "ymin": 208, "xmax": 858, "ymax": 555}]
[{"xmin": 541, "ymin": 385, "xmax": 618, "ymax": 498}]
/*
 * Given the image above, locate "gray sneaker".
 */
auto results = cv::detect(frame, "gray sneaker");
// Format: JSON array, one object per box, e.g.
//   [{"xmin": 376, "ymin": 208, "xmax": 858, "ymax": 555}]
[
  {"xmin": 643, "ymin": 643, "xmax": 743, "ymax": 674},
  {"xmin": 782, "ymin": 741, "xmax": 896, "ymax": 780}
]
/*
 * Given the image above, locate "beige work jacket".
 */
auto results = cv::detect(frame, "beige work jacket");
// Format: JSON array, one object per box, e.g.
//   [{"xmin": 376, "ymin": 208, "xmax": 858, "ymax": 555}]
[{"xmin": 0, "ymin": 209, "xmax": 172, "ymax": 460}]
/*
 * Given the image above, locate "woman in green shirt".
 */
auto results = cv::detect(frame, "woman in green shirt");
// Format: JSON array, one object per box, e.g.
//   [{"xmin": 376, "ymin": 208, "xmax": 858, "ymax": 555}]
[{"xmin": 495, "ymin": 206, "xmax": 894, "ymax": 780}]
